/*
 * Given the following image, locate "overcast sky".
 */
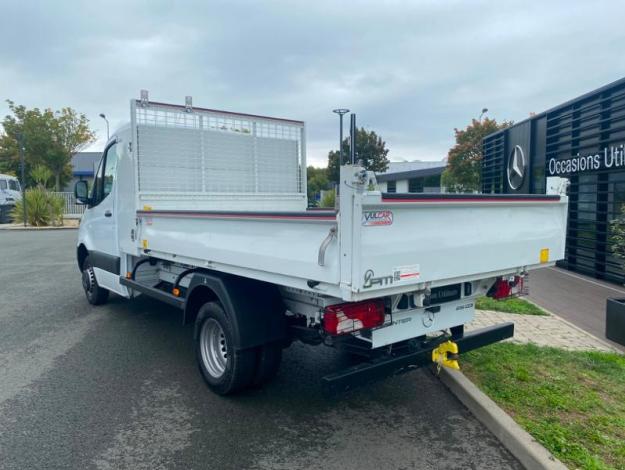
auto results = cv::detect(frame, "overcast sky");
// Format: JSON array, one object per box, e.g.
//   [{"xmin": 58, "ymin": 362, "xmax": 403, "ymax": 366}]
[{"xmin": 2, "ymin": 0, "xmax": 625, "ymax": 166}]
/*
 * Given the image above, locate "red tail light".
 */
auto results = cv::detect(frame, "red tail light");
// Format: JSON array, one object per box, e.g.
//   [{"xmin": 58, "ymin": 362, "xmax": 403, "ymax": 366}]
[
  {"xmin": 323, "ymin": 300, "xmax": 385, "ymax": 335},
  {"xmin": 489, "ymin": 275, "xmax": 524, "ymax": 300}
]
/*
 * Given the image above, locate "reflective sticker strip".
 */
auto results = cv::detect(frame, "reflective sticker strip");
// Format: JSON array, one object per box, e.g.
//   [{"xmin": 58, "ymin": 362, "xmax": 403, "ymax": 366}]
[{"xmin": 393, "ymin": 264, "xmax": 420, "ymax": 281}]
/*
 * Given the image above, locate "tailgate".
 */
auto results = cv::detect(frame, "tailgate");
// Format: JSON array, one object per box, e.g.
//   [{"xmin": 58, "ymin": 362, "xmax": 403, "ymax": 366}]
[{"xmin": 349, "ymin": 192, "xmax": 567, "ymax": 299}]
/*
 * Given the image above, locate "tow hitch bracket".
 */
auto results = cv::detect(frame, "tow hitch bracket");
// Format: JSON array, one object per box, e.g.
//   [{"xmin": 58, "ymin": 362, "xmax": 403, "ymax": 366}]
[
  {"xmin": 432, "ymin": 340, "xmax": 460, "ymax": 371},
  {"xmin": 321, "ymin": 322, "xmax": 514, "ymax": 395}
]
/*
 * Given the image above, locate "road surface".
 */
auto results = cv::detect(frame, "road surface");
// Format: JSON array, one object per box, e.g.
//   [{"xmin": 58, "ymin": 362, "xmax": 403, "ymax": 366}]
[
  {"xmin": 0, "ymin": 229, "xmax": 521, "ymax": 470},
  {"xmin": 528, "ymin": 266, "xmax": 625, "ymax": 352}
]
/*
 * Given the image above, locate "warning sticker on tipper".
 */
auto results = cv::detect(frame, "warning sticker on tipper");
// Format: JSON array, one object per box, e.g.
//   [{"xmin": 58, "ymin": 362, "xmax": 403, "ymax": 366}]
[{"xmin": 393, "ymin": 264, "xmax": 420, "ymax": 282}]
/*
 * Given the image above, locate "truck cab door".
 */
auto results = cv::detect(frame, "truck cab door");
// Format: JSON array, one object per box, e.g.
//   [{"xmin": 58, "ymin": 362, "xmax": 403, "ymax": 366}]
[{"xmin": 82, "ymin": 141, "xmax": 124, "ymax": 294}]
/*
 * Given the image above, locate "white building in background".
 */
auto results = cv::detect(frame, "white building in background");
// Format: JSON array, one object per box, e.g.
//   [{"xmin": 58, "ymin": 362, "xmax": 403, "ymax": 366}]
[{"xmin": 376, "ymin": 160, "xmax": 447, "ymax": 193}]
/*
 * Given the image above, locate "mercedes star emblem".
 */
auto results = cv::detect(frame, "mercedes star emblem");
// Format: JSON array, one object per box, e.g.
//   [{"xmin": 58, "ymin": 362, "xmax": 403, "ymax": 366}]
[{"xmin": 507, "ymin": 145, "xmax": 526, "ymax": 190}]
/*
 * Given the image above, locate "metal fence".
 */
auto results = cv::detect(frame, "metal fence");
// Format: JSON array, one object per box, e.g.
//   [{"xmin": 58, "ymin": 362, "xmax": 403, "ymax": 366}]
[{"xmin": 52, "ymin": 192, "xmax": 85, "ymax": 217}]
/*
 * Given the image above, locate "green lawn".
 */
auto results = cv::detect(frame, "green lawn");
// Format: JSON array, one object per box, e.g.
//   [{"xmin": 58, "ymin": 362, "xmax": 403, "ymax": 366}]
[
  {"xmin": 475, "ymin": 296, "xmax": 548, "ymax": 316},
  {"xmin": 462, "ymin": 343, "xmax": 625, "ymax": 470}
]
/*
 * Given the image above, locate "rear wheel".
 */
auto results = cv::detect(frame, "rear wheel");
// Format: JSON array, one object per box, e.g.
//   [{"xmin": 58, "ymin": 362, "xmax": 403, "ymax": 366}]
[
  {"xmin": 81, "ymin": 256, "xmax": 109, "ymax": 305},
  {"xmin": 194, "ymin": 301, "xmax": 256, "ymax": 395}
]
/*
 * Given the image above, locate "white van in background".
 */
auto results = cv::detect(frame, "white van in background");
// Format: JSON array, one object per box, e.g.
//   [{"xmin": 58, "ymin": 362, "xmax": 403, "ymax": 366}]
[{"xmin": 0, "ymin": 173, "xmax": 22, "ymax": 223}]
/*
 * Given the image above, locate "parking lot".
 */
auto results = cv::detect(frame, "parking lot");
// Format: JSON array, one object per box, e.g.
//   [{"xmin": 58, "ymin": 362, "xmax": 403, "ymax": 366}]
[{"xmin": 0, "ymin": 230, "xmax": 521, "ymax": 470}]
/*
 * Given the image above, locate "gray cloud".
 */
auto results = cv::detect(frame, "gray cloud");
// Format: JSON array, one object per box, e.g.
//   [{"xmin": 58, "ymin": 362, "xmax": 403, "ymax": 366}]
[{"xmin": 1, "ymin": 0, "xmax": 625, "ymax": 166}]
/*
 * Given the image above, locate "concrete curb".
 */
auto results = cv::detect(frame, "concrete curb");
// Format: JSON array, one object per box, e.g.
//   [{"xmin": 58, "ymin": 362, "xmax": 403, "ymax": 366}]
[{"xmin": 436, "ymin": 367, "xmax": 568, "ymax": 470}]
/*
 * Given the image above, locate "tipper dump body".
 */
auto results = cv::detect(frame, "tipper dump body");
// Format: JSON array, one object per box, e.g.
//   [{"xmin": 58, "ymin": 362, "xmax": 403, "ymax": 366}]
[{"xmin": 73, "ymin": 94, "xmax": 568, "ymax": 395}]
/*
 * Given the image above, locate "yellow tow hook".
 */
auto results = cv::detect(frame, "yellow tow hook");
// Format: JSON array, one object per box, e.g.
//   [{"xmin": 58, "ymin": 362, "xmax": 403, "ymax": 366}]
[{"xmin": 432, "ymin": 340, "xmax": 460, "ymax": 373}]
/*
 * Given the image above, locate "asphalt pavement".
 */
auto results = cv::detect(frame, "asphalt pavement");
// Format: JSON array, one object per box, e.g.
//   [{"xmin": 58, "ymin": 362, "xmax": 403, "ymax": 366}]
[
  {"xmin": 0, "ymin": 229, "xmax": 521, "ymax": 470},
  {"xmin": 528, "ymin": 266, "xmax": 625, "ymax": 352}
]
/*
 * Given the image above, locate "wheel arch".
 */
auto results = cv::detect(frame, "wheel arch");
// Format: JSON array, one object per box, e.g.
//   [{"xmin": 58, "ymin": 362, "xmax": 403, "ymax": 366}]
[
  {"xmin": 77, "ymin": 244, "xmax": 89, "ymax": 270},
  {"xmin": 185, "ymin": 272, "xmax": 287, "ymax": 351}
]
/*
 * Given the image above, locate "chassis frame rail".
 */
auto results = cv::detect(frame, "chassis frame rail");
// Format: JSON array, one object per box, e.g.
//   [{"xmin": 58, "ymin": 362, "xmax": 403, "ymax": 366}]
[{"xmin": 321, "ymin": 322, "xmax": 514, "ymax": 395}]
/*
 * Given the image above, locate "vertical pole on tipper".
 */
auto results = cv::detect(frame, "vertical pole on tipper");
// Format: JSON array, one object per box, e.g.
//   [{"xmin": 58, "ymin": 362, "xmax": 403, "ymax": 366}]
[
  {"xmin": 350, "ymin": 113, "xmax": 356, "ymax": 165},
  {"xmin": 333, "ymin": 109, "xmax": 349, "ymax": 165}
]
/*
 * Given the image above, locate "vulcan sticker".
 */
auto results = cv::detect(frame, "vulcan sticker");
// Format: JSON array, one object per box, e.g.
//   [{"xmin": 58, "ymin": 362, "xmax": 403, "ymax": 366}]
[
  {"xmin": 362, "ymin": 210, "xmax": 393, "ymax": 226},
  {"xmin": 393, "ymin": 264, "xmax": 420, "ymax": 282}
]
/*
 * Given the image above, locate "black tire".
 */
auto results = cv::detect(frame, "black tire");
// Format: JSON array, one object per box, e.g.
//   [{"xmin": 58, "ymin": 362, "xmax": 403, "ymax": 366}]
[
  {"xmin": 81, "ymin": 256, "xmax": 109, "ymax": 305},
  {"xmin": 251, "ymin": 342, "xmax": 282, "ymax": 387},
  {"xmin": 194, "ymin": 301, "xmax": 256, "ymax": 395},
  {"xmin": 0, "ymin": 205, "xmax": 11, "ymax": 224}
]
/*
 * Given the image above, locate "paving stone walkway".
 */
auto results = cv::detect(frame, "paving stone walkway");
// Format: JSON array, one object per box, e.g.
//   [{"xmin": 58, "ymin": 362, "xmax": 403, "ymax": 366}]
[{"xmin": 468, "ymin": 309, "xmax": 620, "ymax": 353}]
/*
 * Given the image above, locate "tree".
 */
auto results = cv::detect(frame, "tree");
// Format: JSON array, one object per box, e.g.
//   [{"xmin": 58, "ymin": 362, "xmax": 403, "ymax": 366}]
[
  {"xmin": 327, "ymin": 128, "xmax": 390, "ymax": 183},
  {"xmin": 52, "ymin": 107, "xmax": 96, "ymax": 190},
  {"xmin": 0, "ymin": 101, "xmax": 95, "ymax": 190},
  {"xmin": 441, "ymin": 118, "xmax": 511, "ymax": 193},
  {"xmin": 306, "ymin": 166, "xmax": 330, "ymax": 206}
]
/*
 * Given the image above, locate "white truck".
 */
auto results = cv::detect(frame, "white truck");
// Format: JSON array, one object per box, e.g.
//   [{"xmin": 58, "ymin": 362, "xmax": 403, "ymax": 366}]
[
  {"xmin": 0, "ymin": 173, "xmax": 22, "ymax": 223},
  {"xmin": 74, "ymin": 93, "xmax": 568, "ymax": 395}
]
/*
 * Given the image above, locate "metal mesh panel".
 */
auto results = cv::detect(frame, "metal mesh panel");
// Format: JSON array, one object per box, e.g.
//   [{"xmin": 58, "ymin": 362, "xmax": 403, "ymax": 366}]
[{"xmin": 134, "ymin": 102, "xmax": 305, "ymax": 197}]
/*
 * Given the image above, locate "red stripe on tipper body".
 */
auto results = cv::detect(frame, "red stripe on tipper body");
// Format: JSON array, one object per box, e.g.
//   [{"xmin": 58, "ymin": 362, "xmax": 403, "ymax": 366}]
[
  {"xmin": 381, "ymin": 197, "xmax": 558, "ymax": 203},
  {"xmin": 136, "ymin": 211, "xmax": 336, "ymax": 221}
]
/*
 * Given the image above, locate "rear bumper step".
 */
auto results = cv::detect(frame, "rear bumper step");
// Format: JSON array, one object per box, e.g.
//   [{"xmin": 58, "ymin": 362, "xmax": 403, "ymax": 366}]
[{"xmin": 321, "ymin": 322, "xmax": 514, "ymax": 395}]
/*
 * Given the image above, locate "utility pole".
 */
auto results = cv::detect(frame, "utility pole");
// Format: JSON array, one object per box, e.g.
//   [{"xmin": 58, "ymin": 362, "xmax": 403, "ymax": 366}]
[
  {"xmin": 333, "ymin": 109, "xmax": 349, "ymax": 165},
  {"xmin": 18, "ymin": 132, "xmax": 26, "ymax": 226},
  {"xmin": 99, "ymin": 113, "xmax": 110, "ymax": 140}
]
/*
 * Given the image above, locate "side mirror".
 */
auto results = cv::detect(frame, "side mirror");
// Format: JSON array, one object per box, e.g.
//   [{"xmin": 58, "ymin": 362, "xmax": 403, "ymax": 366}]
[{"xmin": 74, "ymin": 180, "xmax": 90, "ymax": 204}]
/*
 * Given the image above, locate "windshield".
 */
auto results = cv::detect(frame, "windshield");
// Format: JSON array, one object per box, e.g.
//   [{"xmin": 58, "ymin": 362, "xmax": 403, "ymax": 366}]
[
  {"xmin": 0, "ymin": 180, "xmax": 6, "ymax": 190},
  {"xmin": 8, "ymin": 180, "xmax": 20, "ymax": 191}
]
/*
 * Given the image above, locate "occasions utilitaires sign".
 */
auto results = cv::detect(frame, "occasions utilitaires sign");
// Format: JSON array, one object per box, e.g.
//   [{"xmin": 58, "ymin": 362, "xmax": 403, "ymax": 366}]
[{"xmin": 548, "ymin": 144, "xmax": 625, "ymax": 176}]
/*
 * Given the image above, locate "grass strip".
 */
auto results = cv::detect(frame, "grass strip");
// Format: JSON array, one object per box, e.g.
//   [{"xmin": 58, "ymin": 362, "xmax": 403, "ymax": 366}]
[
  {"xmin": 475, "ymin": 296, "xmax": 548, "ymax": 316},
  {"xmin": 463, "ymin": 343, "xmax": 625, "ymax": 470}
]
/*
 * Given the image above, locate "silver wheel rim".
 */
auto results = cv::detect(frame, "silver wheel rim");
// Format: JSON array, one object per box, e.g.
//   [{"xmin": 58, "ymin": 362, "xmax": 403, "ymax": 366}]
[
  {"xmin": 83, "ymin": 266, "xmax": 95, "ymax": 294},
  {"xmin": 200, "ymin": 318, "xmax": 228, "ymax": 378}
]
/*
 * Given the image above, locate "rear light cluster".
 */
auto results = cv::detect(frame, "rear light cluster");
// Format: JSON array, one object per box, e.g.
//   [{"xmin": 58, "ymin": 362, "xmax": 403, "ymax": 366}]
[
  {"xmin": 323, "ymin": 299, "xmax": 385, "ymax": 335},
  {"xmin": 489, "ymin": 275, "xmax": 525, "ymax": 300}
]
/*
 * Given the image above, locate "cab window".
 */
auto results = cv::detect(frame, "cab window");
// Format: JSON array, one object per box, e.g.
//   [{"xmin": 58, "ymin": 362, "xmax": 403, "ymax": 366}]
[
  {"xmin": 90, "ymin": 143, "xmax": 118, "ymax": 206},
  {"xmin": 8, "ymin": 180, "xmax": 19, "ymax": 191}
]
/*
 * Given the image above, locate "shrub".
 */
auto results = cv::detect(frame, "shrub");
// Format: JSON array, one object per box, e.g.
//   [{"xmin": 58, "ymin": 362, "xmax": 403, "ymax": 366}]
[
  {"xmin": 11, "ymin": 187, "xmax": 64, "ymax": 226},
  {"xmin": 30, "ymin": 165, "xmax": 54, "ymax": 189},
  {"xmin": 320, "ymin": 189, "xmax": 336, "ymax": 208},
  {"xmin": 609, "ymin": 204, "xmax": 625, "ymax": 274}
]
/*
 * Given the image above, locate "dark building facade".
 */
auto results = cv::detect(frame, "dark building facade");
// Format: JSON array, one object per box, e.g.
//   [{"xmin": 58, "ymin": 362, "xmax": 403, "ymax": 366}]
[{"xmin": 482, "ymin": 77, "xmax": 625, "ymax": 283}]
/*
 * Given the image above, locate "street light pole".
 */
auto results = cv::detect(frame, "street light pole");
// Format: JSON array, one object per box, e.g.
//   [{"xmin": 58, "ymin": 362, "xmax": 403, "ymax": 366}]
[
  {"xmin": 99, "ymin": 113, "xmax": 110, "ymax": 140},
  {"xmin": 333, "ymin": 109, "xmax": 350, "ymax": 165},
  {"xmin": 18, "ymin": 132, "xmax": 26, "ymax": 226},
  {"xmin": 479, "ymin": 108, "xmax": 489, "ymax": 121}
]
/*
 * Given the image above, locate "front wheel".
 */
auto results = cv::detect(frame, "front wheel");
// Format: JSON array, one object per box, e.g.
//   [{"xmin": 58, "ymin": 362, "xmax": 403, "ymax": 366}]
[
  {"xmin": 194, "ymin": 301, "xmax": 256, "ymax": 395},
  {"xmin": 81, "ymin": 256, "xmax": 109, "ymax": 305}
]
